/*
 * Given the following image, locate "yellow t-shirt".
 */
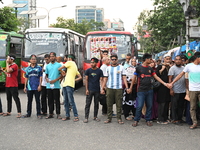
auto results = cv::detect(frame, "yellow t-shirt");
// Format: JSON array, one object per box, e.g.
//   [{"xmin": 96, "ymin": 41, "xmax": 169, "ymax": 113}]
[{"xmin": 63, "ymin": 61, "xmax": 80, "ymax": 88}]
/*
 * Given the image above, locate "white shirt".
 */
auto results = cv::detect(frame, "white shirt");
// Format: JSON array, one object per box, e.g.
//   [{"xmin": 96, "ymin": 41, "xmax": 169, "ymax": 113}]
[
  {"xmin": 100, "ymin": 64, "xmax": 108, "ymax": 76},
  {"xmin": 41, "ymin": 63, "xmax": 47, "ymax": 86}
]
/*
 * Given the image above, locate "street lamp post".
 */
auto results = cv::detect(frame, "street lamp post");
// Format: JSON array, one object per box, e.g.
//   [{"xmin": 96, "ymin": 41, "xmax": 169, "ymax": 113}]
[{"xmin": 34, "ymin": 5, "xmax": 67, "ymax": 26}]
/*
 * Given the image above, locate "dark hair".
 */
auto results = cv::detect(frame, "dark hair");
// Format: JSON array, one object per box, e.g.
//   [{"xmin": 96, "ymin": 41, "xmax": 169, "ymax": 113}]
[
  {"xmin": 102, "ymin": 50, "xmax": 108, "ymax": 54},
  {"xmin": 68, "ymin": 54, "xmax": 76, "ymax": 61},
  {"xmin": 175, "ymin": 55, "xmax": 181, "ymax": 59},
  {"xmin": 126, "ymin": 53, "xmax": 131, "ymax": 57},
  {"xmin": 44, "ymin": 54, "xmax": 50, "ymax": 58},
  {"xmin": 110, "ymin": 54, "xmax": 118, "ymax": 59},
  {"xmin": 64, "ymin": 54, "xmax": 68, "ymax": 58},
  {"xmin": 181, "ymin": 55, "xmax": 188, "ymax": 61},
  {"xmin": 91, "ymin": 57, "xmax": 99, "ymax": 63},
  {"xmin": 194, "ymin": 51, "xmax": 200, "ymax": 57},
  {"xmin": 8, "ymin": 54, "xmax": 16, "ymax": 61},
  {"xmin": 189, "ymin": 56, "xmax": 196, "ymax": 63},
  {"xmin": 142, "ymin": 53, "xmax": 152, "ymax": 61},
  {"xmin": 156, "ymin": 59, "xmax": 161, "ymax": 62},
  {"xmin": 50, "ymin": 52, "xmax": 56, "ymax": 56}
]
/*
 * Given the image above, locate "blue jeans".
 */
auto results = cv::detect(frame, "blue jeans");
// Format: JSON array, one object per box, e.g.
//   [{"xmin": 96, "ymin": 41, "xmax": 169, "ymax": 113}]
[
  {"xmin": 134, "ymin": 90, "xmax": 153, "ymax": 122},
  {"xmin": 63, "ymin": 86, "xmax": 78, "ymax": 117},
  {"xmin": 27, "ymin": 90, "xmax": 41, "ymax": 116},
  {"xmin": 0, "ymin": 97, "xmax": 3, "ymax": 113}
]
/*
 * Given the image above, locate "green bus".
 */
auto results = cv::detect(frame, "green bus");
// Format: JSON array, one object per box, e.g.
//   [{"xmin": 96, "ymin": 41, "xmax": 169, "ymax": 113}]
[{"xmin": 0, "ymin": 29, "xmax": 24, "ymax": 84}]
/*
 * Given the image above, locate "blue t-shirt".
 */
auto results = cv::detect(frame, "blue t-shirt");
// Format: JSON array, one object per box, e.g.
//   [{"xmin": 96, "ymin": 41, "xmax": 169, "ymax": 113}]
[
  {"xmin": 45, "ymin": 62, "xmax": 62, "ymax": 89},
  {"xmin": 85, "ymin": 68, "xmax": 103, "ymax": 91},
  {"xmin": 25, "ymin": 65, "xmax": 42, "ymax": 91}
]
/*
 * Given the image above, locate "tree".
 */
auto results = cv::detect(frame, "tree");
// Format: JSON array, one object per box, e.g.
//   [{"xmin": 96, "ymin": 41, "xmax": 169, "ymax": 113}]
[
  {"xmin": 135, "ymin": 0, "xmax": 200, "ymax": 54},
  {"xmin": 0, "ymin": 7, "xmax": 20, "ymax": 32},
  {"xmin": 51, "ymin": 17, "xmax": 104, "ymax": 35}
]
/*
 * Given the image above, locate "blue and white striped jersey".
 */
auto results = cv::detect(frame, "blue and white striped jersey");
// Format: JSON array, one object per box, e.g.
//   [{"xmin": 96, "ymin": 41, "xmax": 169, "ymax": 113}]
[{"xmin": 104, "ymin": 65, "xmax": 126, "ymax": 89}]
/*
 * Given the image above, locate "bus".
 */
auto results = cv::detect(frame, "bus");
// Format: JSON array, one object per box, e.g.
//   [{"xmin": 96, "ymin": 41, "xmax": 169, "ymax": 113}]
[
  {"xmin": 83, "ymin": 31, "xmax": 135, "ymax": 70},
  {"xmin": 0, "ymin": 29, "xmax": 24, "ymax": 84},
  {"xmin": 22, "ymin": 28, "xmax": 85, "ymax": 85}
]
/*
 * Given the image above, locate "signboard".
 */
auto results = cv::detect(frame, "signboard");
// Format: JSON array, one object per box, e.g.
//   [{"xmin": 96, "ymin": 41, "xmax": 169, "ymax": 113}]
[
  {"xmin": 189, "ymin": 27, "xmax": 200, "ymax": 38},
  {"xmin": 0, "ymin": 34, "xmax": 7, "ymax": 41}
]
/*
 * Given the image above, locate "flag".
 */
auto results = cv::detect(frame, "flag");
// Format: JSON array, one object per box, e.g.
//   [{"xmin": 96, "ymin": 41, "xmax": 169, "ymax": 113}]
[{"xmin": 185, "ymin": 50, "xmax": 194, "ymax": 59}]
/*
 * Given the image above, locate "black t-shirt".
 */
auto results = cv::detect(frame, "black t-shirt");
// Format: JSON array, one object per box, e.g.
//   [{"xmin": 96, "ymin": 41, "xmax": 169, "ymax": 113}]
[
  {"xmin": 85, "ymin": 68, "xmax": 103, "ymax": 92},
  {"xmin": 134, "ymin": 65, "xmax": 155, "ymax": 92}
]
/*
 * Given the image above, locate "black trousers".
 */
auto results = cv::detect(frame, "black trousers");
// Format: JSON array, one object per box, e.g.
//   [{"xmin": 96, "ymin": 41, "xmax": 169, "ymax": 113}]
[
  {"xmin": 6, "ymin": 87, "xmax": 21, "ymax": 113},
  {"xmin": 41, "ymin": 86, "xmax": 47, "ymax": 114},
  {"xmin": 158, "ymin": 101, "xmax": 170, "ymax": 122},
  {"xmin": 85, "ymin": 91, "xmax": 100, "ymax": 119},
  {"xmin": 47, "ymin": 89, "xmax": 60, "ymax": 115},
  {"xmin": 171, "ymin": 93, "xmax": 186, "ymax": 121},
  {"xmin": 27, "ymin": 90, "xmax": 41, "ymax": 116}
]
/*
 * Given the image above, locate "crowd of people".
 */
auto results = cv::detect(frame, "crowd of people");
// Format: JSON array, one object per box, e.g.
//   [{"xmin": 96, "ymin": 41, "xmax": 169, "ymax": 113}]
[{"xmin": 0, "ymin": 50, "xmax": 200, "ymax": 130}]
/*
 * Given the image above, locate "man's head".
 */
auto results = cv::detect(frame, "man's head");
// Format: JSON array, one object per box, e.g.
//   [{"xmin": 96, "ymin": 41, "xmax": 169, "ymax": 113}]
[
  {"xmin": 56, "ymin": 56, "xmax": 62, "ymax": 63},
  {"xmin": 131, "ymin": 58, "xmax": 136, "ymax": 66},
  {"xmin": 7, "ymin": 54, "xmax": 16, "ymax": 64},
  {"xmin": 67, "ymin": 54, "xmax": 76, "ymax": 61},
  {"xmin": 110, "ymin": 54, "xmax": 118, "ymax": 66},
  {"xmin": 189, "ymin": 56, "xmax": 195, "ymax": 63},
  {"xmin": 90, "ymin": 57, "xmax": 99, "ymax": 68},
  {"xmin": 156, "ymin": 59, "xmax": 161, "ymax": 65},
  {"xmin": 44, "ymin": 54, "xmax": 50, "ymax": 64},
  {"xmin": 29, "ymin": 54, "xmax": 37, "ymax": 64},
  {"xmin": 49, "ymin": 52, "xmax": 56, "ymax": 62},
  {"xmin": 102, "ymin": 50, "xmax": 108, "ymax": 58},
  {"xmin": 174, "ymin": 55, "xmax": 182, "ymax": 67},
  {"xmin": 181, "ymin": 55, "xmax": 188, "ymax": 65},
  {"xmin": 194, "ymin": 52, "xmax": 200, "ymax": 64},
  {"xmin": 163, "ymin": 54, "xmax": 171, "ymax": 64},
  {"xmin": 126, "ymin": 53, "xmax": 131, "ymax": 63},
  {"xmin": 102, "ymin": 57, "xmax": 110, "ymax": 65},
  {"xmin": 142, "ymin": 53, "xmax": 152, "ymax": 64},
  {"xmin": 64, "ymin": 54, "xmax": 68, "ymax": 62}
]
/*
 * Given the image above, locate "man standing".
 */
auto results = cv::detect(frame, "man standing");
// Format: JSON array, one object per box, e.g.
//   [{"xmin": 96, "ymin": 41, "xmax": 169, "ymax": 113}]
[
  {"xmin": 168, "ymin": 55, "xmax": 186, "ymax": 124},
  {"xmin": 100, "ymin": 57, "xmax": 110, "ymax": 115},
  {"xmin": 156, "ymin": 54, "xmax": 171, "ymax": 124},
  {"xmin": 128, "ymin": 53, "xmax": 170, "ymax": 127},
  {"xmin": 58, "ymin": 54, "xmax": 82, "ymax": 122},
  {"xmin": 84, "ymin": 57, "xmax": 103, "ymax": 123},
  {"xmin": 3, "ymin": 54, "xmax": 21, "ymax": 118},
  {"xmin": 122, "ymin": 53, "xmax": 131, "ymax": 69},
  {"xmin": 41, "ymin": 54, "xmax": 50, "ymax": 116},
  {"xmin": 45, "ymin": 52, "xmax": 62, "ymax": 119},
  {"xmin": 169, "ymin": 52, "xmax": 200, "ymax": 129},
  {"xmin": 102, "ymin": 54, "xmax": 128, "ymax": 124},
  {"xmin": 23, "ymin": 55, "xmax": 42, "ymax": 118}
]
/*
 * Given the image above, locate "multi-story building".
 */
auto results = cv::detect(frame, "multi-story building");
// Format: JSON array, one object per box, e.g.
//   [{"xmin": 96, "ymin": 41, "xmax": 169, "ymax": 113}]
[
  {"xmin": 75, "ymin": 5, "xmax": 104, "ymax": 23},
  {"xmin": 104, "ymin": 18, "xmax": 124, "ymax": 31}
]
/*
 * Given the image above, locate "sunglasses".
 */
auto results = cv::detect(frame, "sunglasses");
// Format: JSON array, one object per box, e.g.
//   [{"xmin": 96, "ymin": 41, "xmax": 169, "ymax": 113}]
[{"xmin": 111, "ymin": 59, "xmax": 117, "ymax": 61}]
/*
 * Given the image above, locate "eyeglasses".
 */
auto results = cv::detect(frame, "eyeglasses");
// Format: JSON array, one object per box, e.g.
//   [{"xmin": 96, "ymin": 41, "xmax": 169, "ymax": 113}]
[{"xmin": 111, "ymin": 59, "xmax": 117, "ymax": 61}]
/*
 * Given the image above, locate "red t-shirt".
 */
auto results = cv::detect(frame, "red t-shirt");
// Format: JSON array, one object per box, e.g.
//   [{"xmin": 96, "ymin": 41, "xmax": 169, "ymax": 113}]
[{"xmin": 5, "ymin": 63, "xmax": 18, "ymax": 87}]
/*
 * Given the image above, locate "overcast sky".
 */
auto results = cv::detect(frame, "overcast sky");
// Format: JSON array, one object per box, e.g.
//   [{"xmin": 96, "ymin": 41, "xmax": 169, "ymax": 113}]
[{"xmin": 1, "ymin": 0, "xmax": 154, "ymax": 32}]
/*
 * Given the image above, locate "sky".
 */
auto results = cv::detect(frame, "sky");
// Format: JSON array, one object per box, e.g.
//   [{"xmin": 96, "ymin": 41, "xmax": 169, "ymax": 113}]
[{"xmin": 1, "ymin": 0, "xmax": 154, "ymax": 32}]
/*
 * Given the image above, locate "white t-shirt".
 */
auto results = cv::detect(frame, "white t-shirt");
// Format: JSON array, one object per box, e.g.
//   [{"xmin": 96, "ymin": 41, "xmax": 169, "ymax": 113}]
[
  {"xmin": 41, "ymin": 63, "xmax": 47, "ymax": 86},
  {"xmin": 104, "ymin": 65, "xmax": 126, "ymax": 89},
  {"xmin": 100, "ymin": 64, "xmax": 108, "ymax": 76},
  {"xmin": 183, "ymin": 63, "xmax": 200, "ymax": 91}
]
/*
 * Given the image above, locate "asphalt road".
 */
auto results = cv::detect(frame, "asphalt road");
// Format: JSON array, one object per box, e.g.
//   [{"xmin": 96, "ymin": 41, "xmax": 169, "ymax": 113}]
[{"xmin": 0, "ymin": 87, "xmax": 199, "ymax": 150}]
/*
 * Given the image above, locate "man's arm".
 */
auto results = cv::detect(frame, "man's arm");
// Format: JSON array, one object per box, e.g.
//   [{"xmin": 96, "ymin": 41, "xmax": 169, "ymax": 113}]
[
  {"xmin": 168, "ymin": 75, "xmax": 174, "ymax": 96},
  {"xmin": 58, "ymin": 65, "xmax": 66, "ymax": 71},
  {"xmin": 171, "ymin": 71, "xmax": 185, "ymax": 85},
  {"xmin": 127, "ymin": 75, "xmax": 137, "ymax": 94},
  {"xmin": 24, "ymin": 77, "xmax": 28, "ymax": 93},
  {"xmin": 75, "ymin": 74, "xmax": 82, "ymax": 82},
  {"xmin": 50, "ymin": 75, "xmax": 63, "ymax": 84},
  {"xmin": 123, "ymin": 75, "xmax": 129, "ymax": 89},
  {"xmin": 153, "ymin": 74, "xmax": 168, "ymax": 87},
  {"xmin": 85, "ymin": 75, "xmax": 89, "ymax": 95}
]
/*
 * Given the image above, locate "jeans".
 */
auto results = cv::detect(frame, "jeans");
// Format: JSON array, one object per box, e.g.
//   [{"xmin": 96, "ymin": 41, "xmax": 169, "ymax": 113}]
[
  {"xmin": 134, "ymin": 90, "xmax": 153, "ymax": 122},
  {"xmin": 0, "ymin": 97, "xmax": 2, "ymax": 113},
  {"xmin": 41, "ymin": 86, "xmax": 47, "ymax": 114},
  {"xmin": 85, "ymin": 91, "xmax": 100, "ymax": 119},
  {"xmin": 63, "ymin": 86, "xmax": 78, "ymax": 117},
  {"xmin": 47, "ymin": 89, "xmax": 60, "ymax": 115},
  {"xmin": 106, "ymin": 88, "xmax": 123, "ymax": 120},
  {"xmin": 27, "ymin": 90, "xmax": 41, "ymax": 116},
  {"xmin": 171, "ymin": 93, "xmax": 186, "ymax": 121},
  {"xmin": 6, "ymin": 87, "xmax": 21, "ymax": 113}
]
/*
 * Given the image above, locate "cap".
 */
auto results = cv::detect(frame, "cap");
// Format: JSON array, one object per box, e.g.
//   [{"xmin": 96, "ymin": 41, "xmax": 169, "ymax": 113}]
[
  {"xmin": 91, "ymin": 57, "xmax": 99, "ymax": 63},
  {"xmin": 50, "ymin": 52, "xmax": 56, "ymax": 56},
  {"xmin": 164, "ymin": 54, "xmax": 171, "ymax": 58}
]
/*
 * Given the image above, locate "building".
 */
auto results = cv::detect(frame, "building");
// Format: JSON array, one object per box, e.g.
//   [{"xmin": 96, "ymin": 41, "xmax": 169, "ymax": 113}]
[
  {"xmin": 75, "ymin": 5, "xmax": 104, "ymax": 23},
  {"xmin": 104, "ymin": 18, "xmax": 125, "ymax": 31},
  {"xmin": 12, "ymin": 0, "xmax": 36, "ymax": 18}
]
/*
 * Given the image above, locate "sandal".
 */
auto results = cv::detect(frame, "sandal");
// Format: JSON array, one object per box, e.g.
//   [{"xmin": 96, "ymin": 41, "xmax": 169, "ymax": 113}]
[
  {"xmin": 45, "ymin": 115, "xmax": 53, "ymax": 119},
  {"xmin": 125, "ymin": 117, "xmax": 132, "ymax": 121},
  {"xmin": 74, "ymin": 117, "xmax": 79, "ymax": 122},
  {"xmin": 83, "ymin": 119, "xmax": 88, "ymax": 123},
  {"xmin": 189, "ymin": 124, "xmax": 197, "ymax": 129},
  {"xmin": 3, "ymin": 113, "xmax": 11, "ymax": 117},
  {"xmin": 132, "ymin": 121, "xmax": 138, "ymax": 127},
  {"xmin": 104, "ymin": 119, "xmax": 111, "ymax": 124},
  {"xmin": 57, "ymin": 114, "xmax": 62, "ymax": 119},
  {"xmin": 93, "ymin": 117, "xmax": 100, "ymax": 122},
  {"xmin": 118, "ymin": 120, "xmax": 124, "ymax": 124},
  {"xmin": 62, "ymin": 117, "xmax": 70, "ymax": 121},
  {"xmin": 0, "ymin": 112, "xmax": 4, "ymax": 115},
  {"xmin": 16, "ymin": 113, "xmax": 22, "ymax": 118},
  {"xmin": 37, "ymin": 115, "xmax": 42, "ymax": 119}
]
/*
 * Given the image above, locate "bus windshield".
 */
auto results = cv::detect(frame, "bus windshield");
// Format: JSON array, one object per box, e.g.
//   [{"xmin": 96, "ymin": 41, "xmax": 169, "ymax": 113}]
[
  {"xmin": 25, "ymin": 32, "xmax": 67, "ymax": 57},
  {"xmin": 85, "ymin": 34, "xmax": 132, "ymax": 60},
  {"xmin": 0, "ymin": 34, "xmax": 7, "ymax": 57}
]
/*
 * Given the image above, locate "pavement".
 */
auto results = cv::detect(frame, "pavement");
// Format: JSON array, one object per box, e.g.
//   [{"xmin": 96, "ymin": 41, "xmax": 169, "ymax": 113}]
[{"xmin": 0, "ymin": 87, "xmax": 200, "ymax": 150}]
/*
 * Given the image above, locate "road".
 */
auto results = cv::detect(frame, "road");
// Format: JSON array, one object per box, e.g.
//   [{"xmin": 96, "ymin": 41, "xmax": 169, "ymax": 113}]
[{"xmin": 0, "ymin": 87, "xmax": 199, "ymax": 150}]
